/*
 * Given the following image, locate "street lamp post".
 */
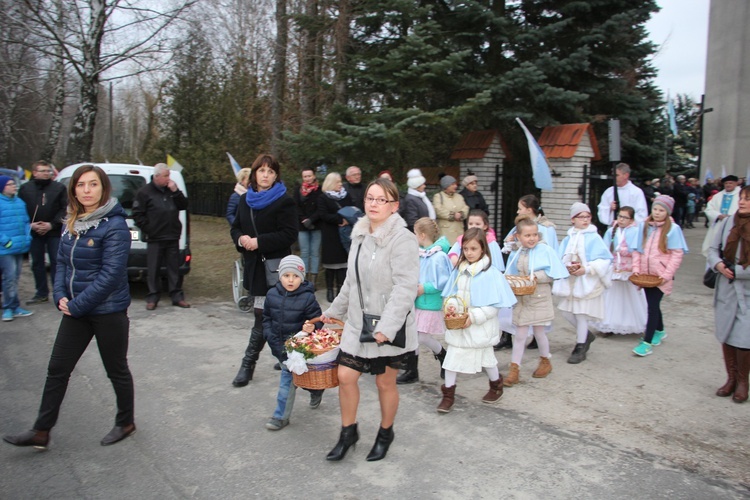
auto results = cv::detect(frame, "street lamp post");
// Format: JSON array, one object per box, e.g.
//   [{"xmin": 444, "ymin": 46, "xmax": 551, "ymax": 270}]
[{"xmin": 696, "ymin": 94, "xmax": 713, "ymax": 181}]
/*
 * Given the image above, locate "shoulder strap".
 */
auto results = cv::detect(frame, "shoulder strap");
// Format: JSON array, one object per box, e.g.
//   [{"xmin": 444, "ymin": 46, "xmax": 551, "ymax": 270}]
[
  {"xmin": 355, "ymin": 243, "xmax": 365, "ymax": 310},
  {"xmin": 248, "ymin": 208, "xmax": 266, "ymax": 262}
]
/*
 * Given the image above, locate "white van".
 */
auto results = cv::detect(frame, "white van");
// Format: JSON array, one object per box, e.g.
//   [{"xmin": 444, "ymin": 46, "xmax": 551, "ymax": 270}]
[{"xmin": 56, "ymin": 163, "xmax": 191, "ymax": 281}]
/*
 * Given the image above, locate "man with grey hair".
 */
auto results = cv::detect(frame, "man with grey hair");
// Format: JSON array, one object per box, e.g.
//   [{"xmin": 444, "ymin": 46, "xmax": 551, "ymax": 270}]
[
  {"xmin": 596, "ymin": 163, "xmax": 648, "ymax": 225},
  {"xmin": 671, "ymin": 174, "xmax": 689, "ymax": 227},
  {"xmin": 133, "ymin": 163, "xmax": 190, "ymax": 309},
  {"xmin": 343, "ymin": 165, "xmax": 364, "ymax": 211}
]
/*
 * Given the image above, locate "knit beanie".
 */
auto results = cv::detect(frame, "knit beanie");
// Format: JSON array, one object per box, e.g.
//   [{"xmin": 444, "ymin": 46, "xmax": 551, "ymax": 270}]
[
  {"xmin": 440, "ymin": 175, "xmax": 457, "ymax": 190},
  {"xmin": 278, "ymin": 255, "xmax": 306, "ymax": 280},
  {"xmin": 0, "ymin": 175, "xmax": 12, "ymax": 193},
  {"xmin": 570, "ymin": 202, "xmax": 591, "ymax": 219},
  {"xmin": 406, "ymin": 168, "xmax": 426, "ymax": 190},
  {"xmin": 652, "ymin": 194, "xmax": 675, "ymax": 215},
  {"xmin": 461, "ymin": 175, "xmax": 478, "ymax": 187}
]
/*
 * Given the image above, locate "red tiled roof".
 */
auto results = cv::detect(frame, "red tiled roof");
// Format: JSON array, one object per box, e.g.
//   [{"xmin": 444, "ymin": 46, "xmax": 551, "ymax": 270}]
[
  {"xmin": 537, "ymin": 123, "xmax": 601, "ymax": 160},
  {"xmin": 450, "ymin": 130, "xmax": 509, "ymax": 160}
]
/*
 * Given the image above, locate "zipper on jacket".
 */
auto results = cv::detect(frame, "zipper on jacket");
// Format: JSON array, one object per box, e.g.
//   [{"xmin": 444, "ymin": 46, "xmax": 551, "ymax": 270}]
[{"xmin": 69, "ymin": 234, "xmax": 80, "ymax": 298}]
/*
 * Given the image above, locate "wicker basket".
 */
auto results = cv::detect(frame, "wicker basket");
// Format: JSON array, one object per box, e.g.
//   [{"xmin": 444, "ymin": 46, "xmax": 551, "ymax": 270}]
[
  {"xmin": 443, "ymin": 296, "xmax": 469, "ymax": 330},
  {"xmin": 506, "ymin": 275, "xmax": 537, "ymax": 296},
  {"xmin": 628, "ymin": 274, "xmax": 663, "ymax": 288},
  {"xmin": 293, "ymin": 361, "xmax": 339, "ymax": 389},
  {"xmin": 289, "ymin": 316, "xmax": 344, "ymax": 389},
  {"xmin": 306, "ymin": 317, "xmax": 344, "ymax": 355}
]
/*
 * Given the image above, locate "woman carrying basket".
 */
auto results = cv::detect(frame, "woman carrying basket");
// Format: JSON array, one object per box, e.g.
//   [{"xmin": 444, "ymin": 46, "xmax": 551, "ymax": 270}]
[{"xmin": 321, "ymin": 179, "xmax": 419, "ymax": 462}]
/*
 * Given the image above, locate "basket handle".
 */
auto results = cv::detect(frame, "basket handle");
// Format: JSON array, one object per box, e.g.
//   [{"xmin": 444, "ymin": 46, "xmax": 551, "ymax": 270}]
[
  {"xmin": 307, "ymin": 316, "xmax": 345, "ymax": 327},
  {"xmin": 442, "ymin": 295, "xmax": 467, "ymax": 315}
]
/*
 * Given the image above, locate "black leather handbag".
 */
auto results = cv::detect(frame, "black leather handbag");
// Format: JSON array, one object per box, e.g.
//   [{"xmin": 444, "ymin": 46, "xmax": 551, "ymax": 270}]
[{"xmin": 354, "ymin": 244, "xmax": 407, "ymax": 348}]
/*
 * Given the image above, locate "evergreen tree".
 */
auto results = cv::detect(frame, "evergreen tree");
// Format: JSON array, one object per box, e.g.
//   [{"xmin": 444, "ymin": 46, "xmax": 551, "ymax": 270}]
[{"xmin": 155, "ymin": 25, "xmax": 224, "ymax": 181}]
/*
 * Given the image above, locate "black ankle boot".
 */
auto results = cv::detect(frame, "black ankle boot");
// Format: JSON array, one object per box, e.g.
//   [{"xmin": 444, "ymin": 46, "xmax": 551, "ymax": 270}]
[
  {"xmin": 366, "ymin": 425, "xmax": 394, "ymax": 461},
  {"xmin": 494, "ymin": 331, "xmax": 513, "ymax": 351},
  {"xmin": 396, "ymin": 352, "xmax": 419, "ymax": 384},
  {"xmin": 326, "ymin": 423, "xmax": 359, "ymax": 461},
  {"xmin": 435, "ymin": 347, "xmax": 447, "ymax": 379},
  {"xmin": 326, "ymin": 288, "xmax": 335, "ymax": 303}
]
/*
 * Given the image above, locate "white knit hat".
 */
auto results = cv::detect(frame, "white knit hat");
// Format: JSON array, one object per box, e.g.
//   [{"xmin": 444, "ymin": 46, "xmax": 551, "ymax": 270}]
[
  {"xmin": 570, "ymin": 202, "xmax": 591, "ymax": 219},
  {"xmin": 406, "ymin": 168, "xmax": 426, "ymax": 189}
]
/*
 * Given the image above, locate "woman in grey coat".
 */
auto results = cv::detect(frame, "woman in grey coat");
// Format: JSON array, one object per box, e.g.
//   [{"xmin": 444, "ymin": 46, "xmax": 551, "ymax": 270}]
[
  {"xmin": 321, "ymin": 179, "xmax": 419, "ymax": 462},
  {"xmin": 707, "ymin": 184, "xmax": 750, "ymax": 403}
]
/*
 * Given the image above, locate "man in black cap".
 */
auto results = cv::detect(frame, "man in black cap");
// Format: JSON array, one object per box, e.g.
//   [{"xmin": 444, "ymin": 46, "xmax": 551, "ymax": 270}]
[{"xmin": 701, "ymin": 174, "xmax": 740, "ymax": 255}]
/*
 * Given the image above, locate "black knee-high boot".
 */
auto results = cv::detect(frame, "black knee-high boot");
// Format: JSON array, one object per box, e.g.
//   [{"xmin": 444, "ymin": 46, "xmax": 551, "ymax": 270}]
[
  {"xmin": 326, "ymin": 269, "xmax": 335, "ymax": 302},
  {"xmin": 232, "ymin": 308, "xmax": 266, "ymax": 387}
]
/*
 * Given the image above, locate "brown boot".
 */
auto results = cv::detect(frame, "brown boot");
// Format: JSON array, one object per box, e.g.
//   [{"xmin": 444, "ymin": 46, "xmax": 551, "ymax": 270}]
[
  {"xmin": 503, "ymin": 363, "xmax": 520, "ymax": 387},
  {"xmin": 532, "ymin": 356, "xmax": 552, "ymax": 378},
  {"xmin": 437, "ymin": 384, "xmax": 456, "ymax": 413},
  {"xmin": 733, "ymin": 349, "xmax": 750, "ymax": 404},
  {"xmin": 717, "ymin": 343, "xmax": 738, "ymax": 397},
  {"xmin": 482, "ymin": 377, "xmax": 504, "ymax": 404}
]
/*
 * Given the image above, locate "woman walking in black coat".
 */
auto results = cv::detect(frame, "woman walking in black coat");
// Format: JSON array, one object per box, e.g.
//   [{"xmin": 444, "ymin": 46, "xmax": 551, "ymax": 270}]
[
  {"xmin": 317, "ymin": 172, "xmax": 353, "ymax": 302},
  {"xmin": 230, "ymin": 154, "xmax": 299, "ymax": 387}
]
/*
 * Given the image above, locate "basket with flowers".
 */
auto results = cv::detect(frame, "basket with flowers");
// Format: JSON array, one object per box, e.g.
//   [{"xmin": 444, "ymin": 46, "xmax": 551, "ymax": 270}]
[{"xmin": 284, "ymin": 317, "xmax": 344, "ymax": 389}]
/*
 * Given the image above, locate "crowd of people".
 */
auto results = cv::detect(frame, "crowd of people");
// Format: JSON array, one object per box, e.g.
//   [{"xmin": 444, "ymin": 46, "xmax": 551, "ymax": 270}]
[{"xmin": 2, "ymin": 157, "xmax": 748, "ymax": 463}]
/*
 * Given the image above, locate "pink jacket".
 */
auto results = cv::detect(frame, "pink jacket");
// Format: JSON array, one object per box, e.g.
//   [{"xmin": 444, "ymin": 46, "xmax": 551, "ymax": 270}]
[{"xmin": 632, "ymin": 222, "xmax": 684, "ymax": 295}]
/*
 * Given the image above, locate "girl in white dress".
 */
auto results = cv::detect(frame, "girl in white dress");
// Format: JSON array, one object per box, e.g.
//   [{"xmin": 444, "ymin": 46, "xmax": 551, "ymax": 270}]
[
  {"xmin": 437, "ymin": 228, "xmax": 517, "ymax": 412},
  {"xmin": 592, "ymin": 206, "xmax": 647, "ymax": 335},
  {"xmin": 553, "ymin": 203, "xmax": 612, "ymax": 364}
]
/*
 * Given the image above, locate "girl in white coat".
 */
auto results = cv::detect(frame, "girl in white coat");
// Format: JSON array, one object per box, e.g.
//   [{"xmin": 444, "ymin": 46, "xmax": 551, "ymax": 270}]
[{"xmin": 437, "ymin": 228, "xmax": 516, "ymax": 413}]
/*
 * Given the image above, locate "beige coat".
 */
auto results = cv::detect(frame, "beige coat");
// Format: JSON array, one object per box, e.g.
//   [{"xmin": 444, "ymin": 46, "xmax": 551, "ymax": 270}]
[
  {"xmin": 511, "ymin": 251, "xmax": 555, "ymax": 326},
  {"xmin": 323, "ymin": 213, "xmax": 419, "ymax": 357},
  {"xmin": 432, "ymin": 191, "xmax": 469, "ymax": 245}
]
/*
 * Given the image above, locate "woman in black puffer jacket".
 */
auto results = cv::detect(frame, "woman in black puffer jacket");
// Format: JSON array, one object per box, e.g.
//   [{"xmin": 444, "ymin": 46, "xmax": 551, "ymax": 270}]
[{"xmin": 3, "ymin": 165, "xmax": 135, "ymax": 450}]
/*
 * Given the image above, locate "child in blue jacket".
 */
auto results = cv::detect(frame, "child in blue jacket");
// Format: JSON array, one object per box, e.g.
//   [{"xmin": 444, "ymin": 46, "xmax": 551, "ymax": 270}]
[{"xmin": 262, "ymin": 255, "xmax": 323, "ymax": 430}]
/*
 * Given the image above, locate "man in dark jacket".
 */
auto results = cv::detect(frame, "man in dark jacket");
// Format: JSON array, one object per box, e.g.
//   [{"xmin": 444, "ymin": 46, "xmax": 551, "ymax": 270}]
[
  {"xmin": 343, "ymin": 166, "xmax": 365, "ymax": 211},
  {"xmin": 133, "ymin": 164, "xmax": 190, "ymax": 310},
  {"xmin": 18, "ymin": 161, "xmax": 67, "ymax": 304}
]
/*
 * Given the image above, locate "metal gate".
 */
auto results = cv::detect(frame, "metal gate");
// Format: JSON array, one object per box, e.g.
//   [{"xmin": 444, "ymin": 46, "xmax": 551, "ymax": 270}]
[{"xmin": 500, "ymin": 159, "xmax": 540, "ymax": 237}]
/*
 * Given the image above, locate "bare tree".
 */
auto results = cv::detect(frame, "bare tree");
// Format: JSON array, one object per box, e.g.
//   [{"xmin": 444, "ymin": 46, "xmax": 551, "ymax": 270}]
[
  {"xmin": 0, "ymin": 1, "xmax": 44, "ymax": 166},
  {"xmin": 14, "ymin": 0, "xmax": 198, "ymax": 164},
  {"xmin": 271, "ymin": 0, "xmax": 288, "ymax": 156}
]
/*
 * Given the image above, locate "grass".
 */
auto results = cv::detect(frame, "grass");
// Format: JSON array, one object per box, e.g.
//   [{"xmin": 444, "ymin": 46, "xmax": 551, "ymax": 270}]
[{"xmin": 183, "ymin": 215, "xmax": 239, "ymax": 302}]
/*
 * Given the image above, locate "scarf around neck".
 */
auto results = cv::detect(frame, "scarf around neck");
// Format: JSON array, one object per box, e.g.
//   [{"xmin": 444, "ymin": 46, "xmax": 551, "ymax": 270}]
[
  {"xmin": 725, "ymin": 211, "xmax": 750, "ymax": 269},
  {"xmin": 69, "ymin": 198, "xmax": 118, "ymax": 235},
  {"xmin": 300, "ymin": 181, "xmax": 319, "ymax": 197},
  {"xmin": 407, "ymin": 187, "xmax": 436, "ymax": 219},
  {"xmin": 245, "ymin": 181, "xmax": 286, "ymax": 210},
  {"xmin": 325, "ymin": 187, "xmax": 348, "ymax": 200}
]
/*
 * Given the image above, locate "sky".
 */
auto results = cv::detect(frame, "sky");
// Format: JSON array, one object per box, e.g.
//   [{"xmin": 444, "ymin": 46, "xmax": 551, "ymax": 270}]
[{"xmin": 645, "ymin": 0, "xmax": 711, "ymax": 100}]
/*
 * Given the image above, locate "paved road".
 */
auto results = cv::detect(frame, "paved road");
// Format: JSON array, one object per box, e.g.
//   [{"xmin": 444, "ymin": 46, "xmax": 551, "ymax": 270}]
[{"xmin": 1, "ymin": 227, "xmax": 748, "ymax": 499}]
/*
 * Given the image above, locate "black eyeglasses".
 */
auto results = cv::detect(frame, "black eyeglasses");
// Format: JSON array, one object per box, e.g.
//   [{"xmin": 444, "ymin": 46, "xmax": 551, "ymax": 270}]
[{"xmin": 365, "ymin": 196, "xmax": 395, "ymax": 205}]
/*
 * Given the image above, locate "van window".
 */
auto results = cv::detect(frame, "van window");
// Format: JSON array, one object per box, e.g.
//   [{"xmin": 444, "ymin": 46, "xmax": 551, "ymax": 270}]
[{"xmin": 58, "ymin": 174, "xmax": 147, "ymax": 216}]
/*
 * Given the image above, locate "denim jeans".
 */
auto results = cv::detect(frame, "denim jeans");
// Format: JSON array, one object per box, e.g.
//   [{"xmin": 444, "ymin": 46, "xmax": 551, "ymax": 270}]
[
  {"xmin": 34, "ymin": 312, "xmax": 134, "ymax": 431},
  {"xmin": 273, "ymin": 365, "xmax": 297, "ymax": 421},
  {"xmin": 30, "ymin": 235, "xmax": 60, "ymax": 298},
  {"xmin": 0, "ymin": 253, "xmax": 23, "ymax": 310},
  {"xmin": 298, "ymin": 230, "xmax": 321, "ymax": 274}
]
